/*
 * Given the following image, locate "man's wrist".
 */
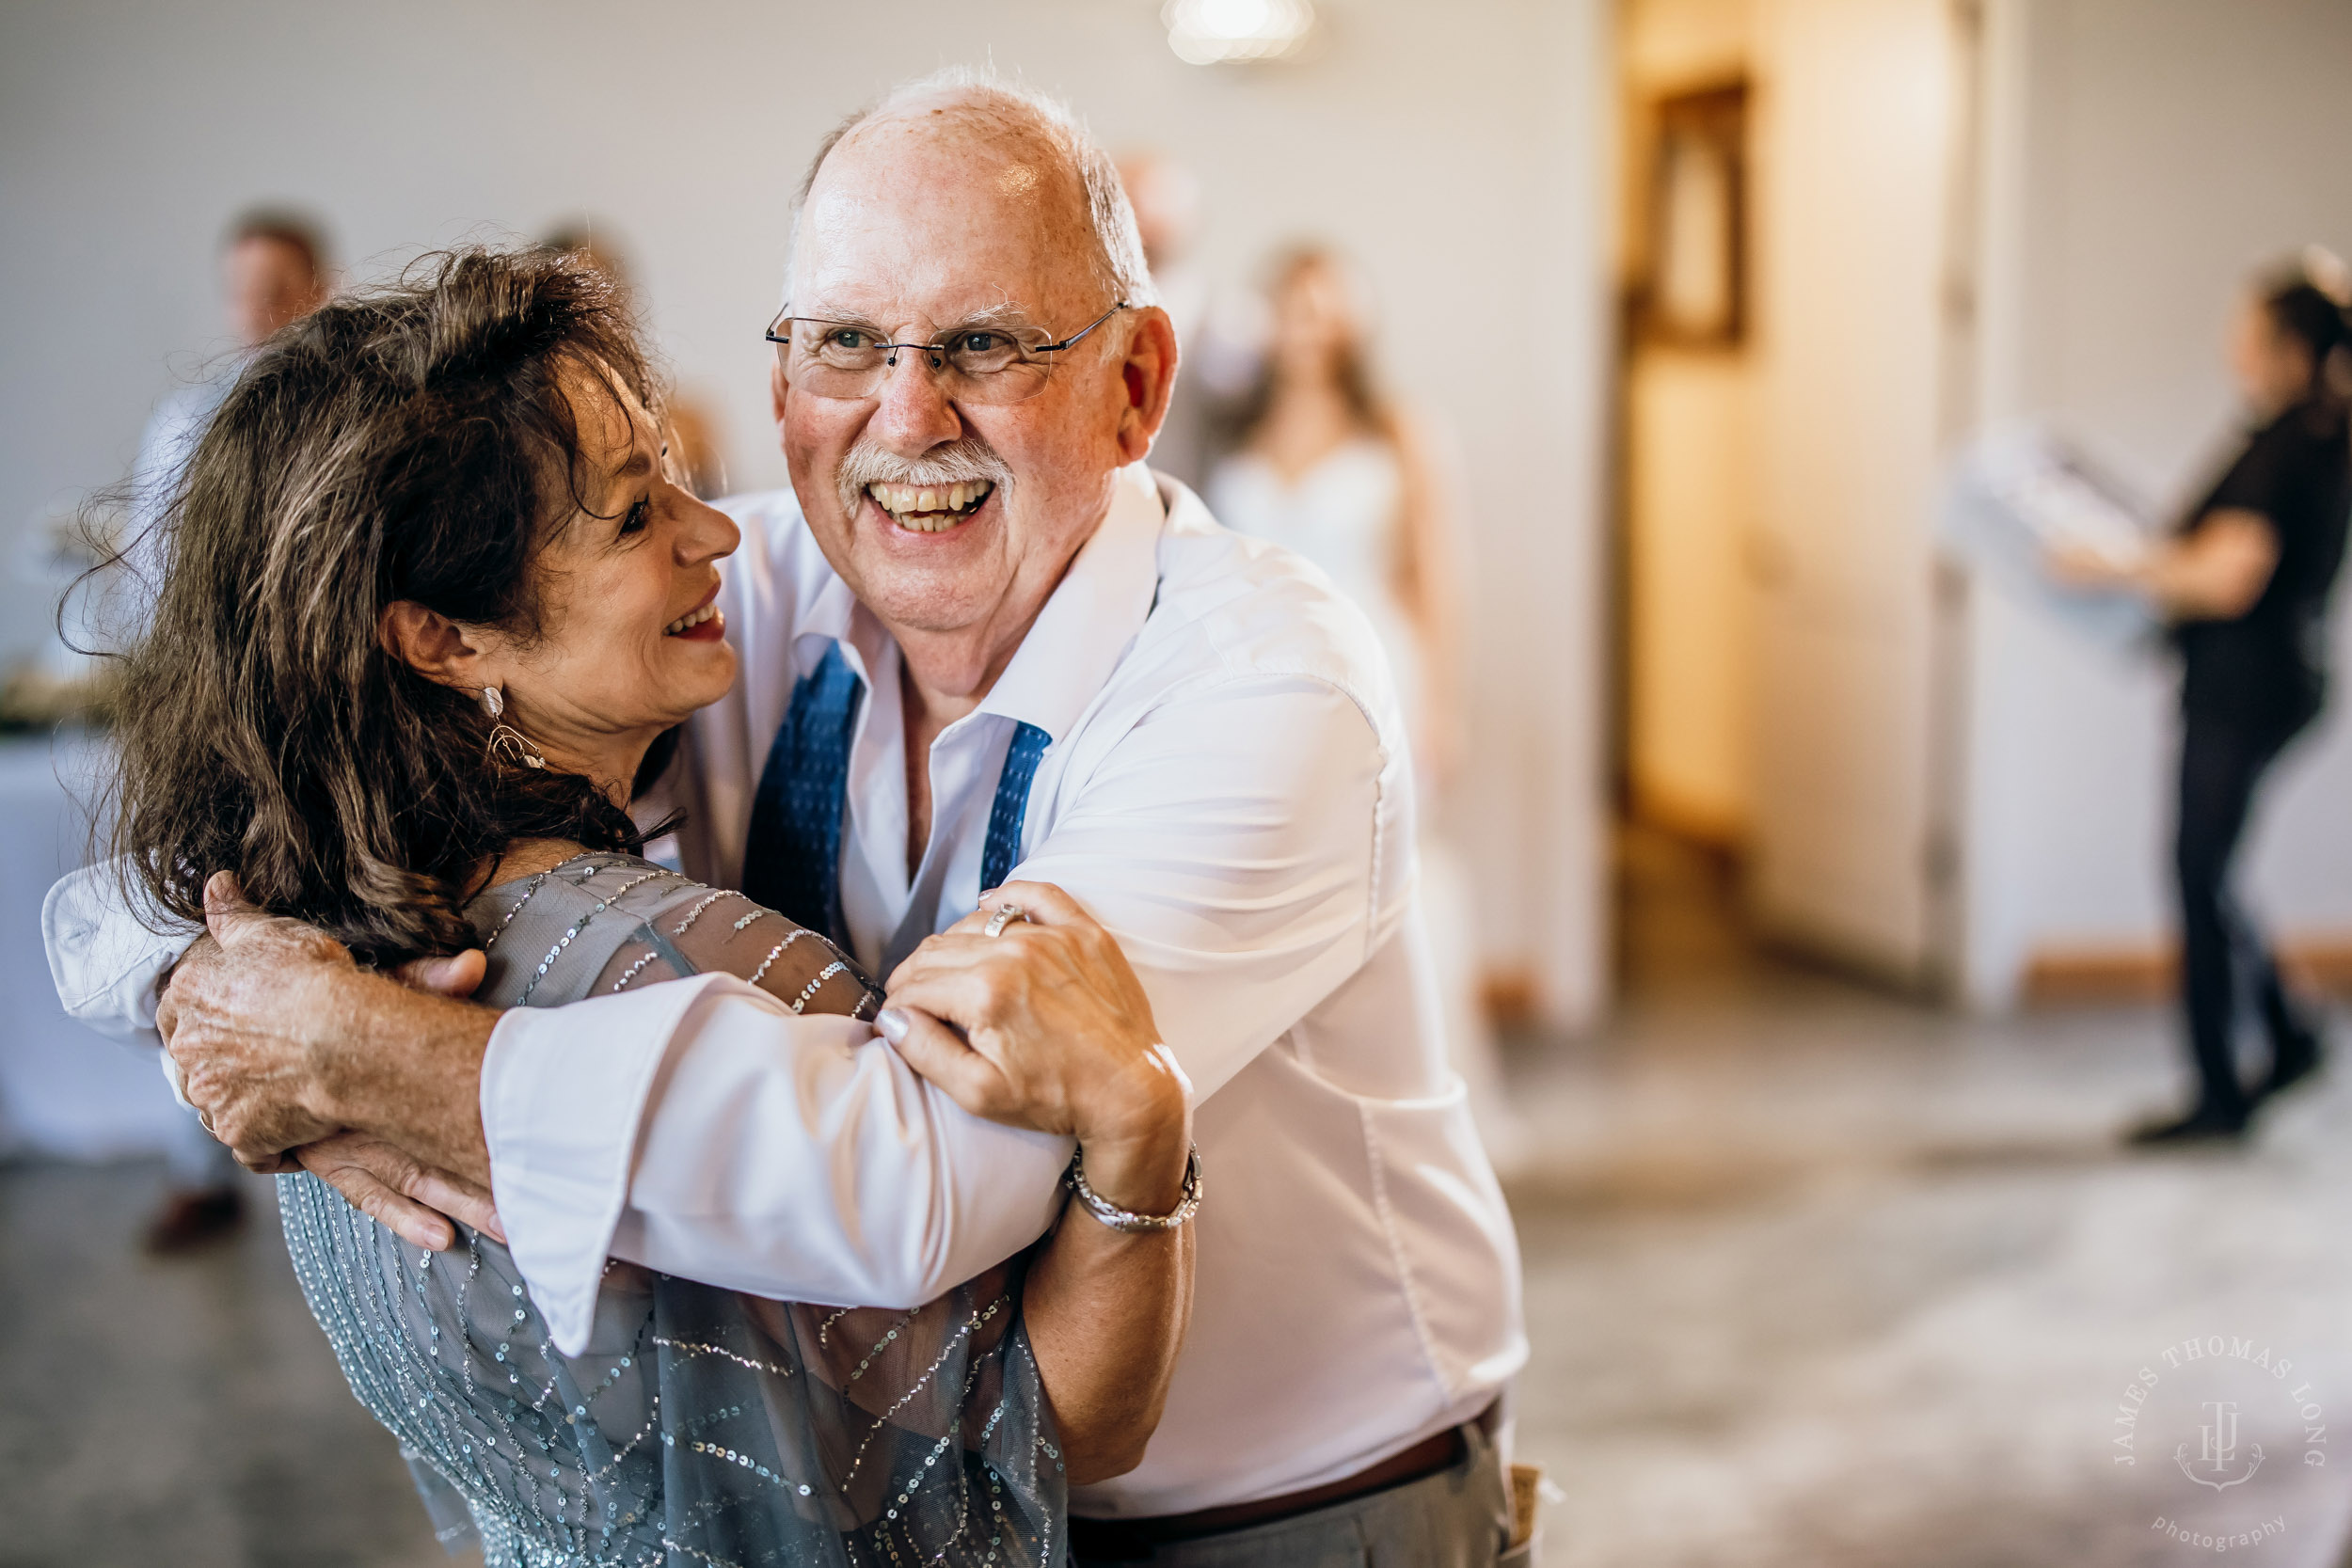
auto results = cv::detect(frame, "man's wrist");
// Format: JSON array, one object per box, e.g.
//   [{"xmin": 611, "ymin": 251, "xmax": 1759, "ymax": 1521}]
[
  {"xmin": 287, "ymin": 963, "xmax": 367, "ymax": 1130},
  {"xmin": 309, "ymin": 972, "xmax": 498, "ymax": 1166}
]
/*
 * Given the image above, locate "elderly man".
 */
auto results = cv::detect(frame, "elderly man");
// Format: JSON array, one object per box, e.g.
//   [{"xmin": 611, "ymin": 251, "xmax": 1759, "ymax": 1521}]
[{"xmin": 48, "ymin": 71, "xmax": 1526, "ymax": 1564}]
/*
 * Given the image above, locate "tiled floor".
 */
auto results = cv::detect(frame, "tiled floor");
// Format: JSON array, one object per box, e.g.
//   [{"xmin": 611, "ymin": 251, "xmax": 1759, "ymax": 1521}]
[
  {"xmin": 5, "ymin": 830, "xmax": 2349, "ymax": 1565},
  {"xmin": 0, "ymin": 1161, "xmax": 460, "ymax": 1568},
  {"xmin": 1505, "ymin": 831, "xmax": 2352, "ymax": 1566}
]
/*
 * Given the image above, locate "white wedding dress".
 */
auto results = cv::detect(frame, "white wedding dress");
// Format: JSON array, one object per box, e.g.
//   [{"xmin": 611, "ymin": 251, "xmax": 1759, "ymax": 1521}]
[{"xmin": 1209, "ymin": 439, "xmax": 1427, "ymax": 742}]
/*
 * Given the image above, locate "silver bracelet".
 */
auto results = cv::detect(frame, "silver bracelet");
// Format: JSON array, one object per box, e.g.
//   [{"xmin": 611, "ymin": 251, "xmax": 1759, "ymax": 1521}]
[{"xmin": 1066, "ymin": 1144, "xmax": 1202, "ymax": 1232}]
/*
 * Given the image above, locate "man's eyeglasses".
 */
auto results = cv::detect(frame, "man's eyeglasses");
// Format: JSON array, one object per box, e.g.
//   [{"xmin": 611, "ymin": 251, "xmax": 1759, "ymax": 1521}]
[{"xmin": 765, "ymin": 302, "xmax": 1129, "ymax": 406}]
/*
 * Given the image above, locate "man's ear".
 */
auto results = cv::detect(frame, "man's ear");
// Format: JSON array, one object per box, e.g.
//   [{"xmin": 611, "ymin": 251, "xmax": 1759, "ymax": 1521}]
[
  {"xmin": 379, "ymin": 600, "xmax": 488, "ymax": 693},
  {"xmin": 1115, "ymin": 308, "xmax": 1181, "ymax": 466},
  {"xmin": 771, "ymin": 355, "xmax": 791, "ymax": 440}
]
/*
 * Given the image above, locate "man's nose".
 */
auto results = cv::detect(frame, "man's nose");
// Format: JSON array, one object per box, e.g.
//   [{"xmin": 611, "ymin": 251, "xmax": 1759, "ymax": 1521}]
[{"xmin": 866, "ymin": 347, "xmax": 964, "ymax": 455}]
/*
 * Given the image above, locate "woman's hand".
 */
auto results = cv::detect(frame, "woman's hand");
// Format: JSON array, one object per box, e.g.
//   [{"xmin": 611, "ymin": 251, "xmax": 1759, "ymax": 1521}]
[
  {"xmin": 2045, "ymin": 512, "xmax": 2280, "ymax": 619},
  {"xmin": 880, "ymin": 881, "xmax": 1192, "ymax": 1212},
  {"xmin": 2042, "ymin": 537, "xmax": 2144, "ymax": 592}
]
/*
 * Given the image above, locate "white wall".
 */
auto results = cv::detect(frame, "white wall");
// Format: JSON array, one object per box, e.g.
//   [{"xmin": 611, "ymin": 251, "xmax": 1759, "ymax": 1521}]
[
  {"xmin": 0, "ymin": 0, "xmax": 1613, "ymax": 1025},
  {"xmin": 1964, "ymin": 0, "xmax": 2352, "ymax": 1006}
]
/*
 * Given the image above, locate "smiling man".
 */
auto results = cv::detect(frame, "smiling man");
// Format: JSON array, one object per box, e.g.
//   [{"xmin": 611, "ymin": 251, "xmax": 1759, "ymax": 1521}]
[{"xmin": 51, "ymin": 70, "xmax": 1528, "ymax": 1565}]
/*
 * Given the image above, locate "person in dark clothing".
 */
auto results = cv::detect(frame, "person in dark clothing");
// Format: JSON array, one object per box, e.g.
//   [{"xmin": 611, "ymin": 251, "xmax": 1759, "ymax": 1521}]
[{"xmin": 2058, "ymin": 253, "xmax": 2352, "ymax": 1142}]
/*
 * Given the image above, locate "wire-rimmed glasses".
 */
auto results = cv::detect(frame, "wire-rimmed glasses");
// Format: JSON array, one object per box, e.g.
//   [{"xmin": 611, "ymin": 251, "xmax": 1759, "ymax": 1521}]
[{"xmin": 765, "ymin": 301, "xmax": 1129, "ymax": 405}]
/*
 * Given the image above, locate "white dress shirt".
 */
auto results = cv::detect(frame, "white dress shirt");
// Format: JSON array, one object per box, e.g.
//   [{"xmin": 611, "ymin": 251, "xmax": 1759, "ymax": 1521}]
[{"xmin": 42, "ymin": 463, "xmax": 1526, "ymax": 1516}]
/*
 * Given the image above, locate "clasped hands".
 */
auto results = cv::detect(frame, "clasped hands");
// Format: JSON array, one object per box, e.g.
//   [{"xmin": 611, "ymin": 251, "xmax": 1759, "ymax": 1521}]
[{"xmin": 157, "ymin": 872, "xmax": 1184, "ymax": 1250}]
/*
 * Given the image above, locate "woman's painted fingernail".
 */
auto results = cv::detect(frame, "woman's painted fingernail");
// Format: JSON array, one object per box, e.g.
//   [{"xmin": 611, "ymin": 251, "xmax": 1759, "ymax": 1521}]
[{"xmin": 876, "ymin": 1007, "xmax": 909, "ymax": 1043}]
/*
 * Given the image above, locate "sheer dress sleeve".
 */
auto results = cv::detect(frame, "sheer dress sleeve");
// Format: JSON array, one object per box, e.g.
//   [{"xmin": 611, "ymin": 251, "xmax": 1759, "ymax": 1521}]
[
  {"xmin": 278, "ymin": 854, "xmax": 1065, "ymax": 1568},
  {"xmin": 583, "ymin": 881, "xmax": 877, "ymax": 1022}
]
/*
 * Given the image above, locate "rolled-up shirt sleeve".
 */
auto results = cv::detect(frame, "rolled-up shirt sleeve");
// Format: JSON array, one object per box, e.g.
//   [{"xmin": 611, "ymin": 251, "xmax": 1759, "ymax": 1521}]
[
  {"xmin": 43, "ymin": 863, "xmax": 191, "ymax": 1043},
  {"xmin": 483, "ymin": 971, "xmax": 1071, "ymax": 1355}
]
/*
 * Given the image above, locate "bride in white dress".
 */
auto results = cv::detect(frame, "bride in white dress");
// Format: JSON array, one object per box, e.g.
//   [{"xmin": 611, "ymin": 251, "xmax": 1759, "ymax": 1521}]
[{"xmin": 1207, "ymin": 246, "xmax": 1529, "ymax": 1173}]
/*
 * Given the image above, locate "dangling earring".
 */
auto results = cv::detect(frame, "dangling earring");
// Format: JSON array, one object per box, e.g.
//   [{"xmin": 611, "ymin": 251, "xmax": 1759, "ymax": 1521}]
[{"xmin": 478, "ymin": 684, "xmax": 548, "ymax": 770}]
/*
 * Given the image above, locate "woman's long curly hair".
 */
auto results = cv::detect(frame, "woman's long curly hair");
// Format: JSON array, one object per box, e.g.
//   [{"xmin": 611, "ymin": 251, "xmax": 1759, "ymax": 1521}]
[{"xmin": 105, "ymin": 245, "xmax": 675, "ymax": 967}]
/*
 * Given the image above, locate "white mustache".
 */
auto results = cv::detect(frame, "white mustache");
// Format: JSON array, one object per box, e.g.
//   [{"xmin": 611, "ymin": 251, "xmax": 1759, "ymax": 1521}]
[{"xmin": 834, "ymin": 436, "xmax": 1012, "ymax": 522}]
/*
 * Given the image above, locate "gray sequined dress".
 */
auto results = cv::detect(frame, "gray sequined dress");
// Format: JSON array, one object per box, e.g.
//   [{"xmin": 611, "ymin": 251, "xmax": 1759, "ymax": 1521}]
[{"xmin": 277, "ymin": 852, "xmax": 1066, "ymax": 1567}]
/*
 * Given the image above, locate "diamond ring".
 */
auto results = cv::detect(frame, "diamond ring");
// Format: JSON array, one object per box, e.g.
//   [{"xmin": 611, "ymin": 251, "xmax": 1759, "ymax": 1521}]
[{"xmin": 982, "ymin": 903, "xmax": 1029, "ymax": 939}]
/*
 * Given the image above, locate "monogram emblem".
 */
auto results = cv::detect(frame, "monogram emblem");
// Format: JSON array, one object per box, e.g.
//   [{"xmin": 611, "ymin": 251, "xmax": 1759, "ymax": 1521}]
[{"xmin": 2174, "ymin": 1400, "xmax": 2265, "ymax": 1491}]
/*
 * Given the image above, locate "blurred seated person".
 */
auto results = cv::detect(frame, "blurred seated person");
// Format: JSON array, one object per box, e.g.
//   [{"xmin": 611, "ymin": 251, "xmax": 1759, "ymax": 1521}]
[
  {"xmin": 2052, "ymin": 251, "xmax": 2352, "ymax": 1144},
  {"xmin": 131, "ymin": 204, "xmax": 332, "ymax": 1251},
  {"xmin": 540, "ymin": 221, "xmax": 729, "ymax": 499}
]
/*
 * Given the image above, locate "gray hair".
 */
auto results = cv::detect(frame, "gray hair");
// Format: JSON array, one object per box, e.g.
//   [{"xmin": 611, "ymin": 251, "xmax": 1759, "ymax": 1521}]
[{"xmin": 789, "ymin": 68, "xmax": 1158, "ymax": 310}]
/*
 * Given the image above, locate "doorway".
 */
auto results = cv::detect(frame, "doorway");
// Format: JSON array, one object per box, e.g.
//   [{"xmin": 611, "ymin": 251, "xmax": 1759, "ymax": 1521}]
[
  {"xmin": 1611, "ymin": 0, "xmax": 1763, "ymax": 987},
  {"xmin": 1608, "ymin": 0, "xmax": 1980, "ymax": 996}
]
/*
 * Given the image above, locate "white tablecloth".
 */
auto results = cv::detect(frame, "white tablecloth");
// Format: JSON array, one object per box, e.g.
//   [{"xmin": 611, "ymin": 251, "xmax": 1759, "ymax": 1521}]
[{"xmin": 0, "ymin": 730, "xmax": 183, "ymax": 1159}]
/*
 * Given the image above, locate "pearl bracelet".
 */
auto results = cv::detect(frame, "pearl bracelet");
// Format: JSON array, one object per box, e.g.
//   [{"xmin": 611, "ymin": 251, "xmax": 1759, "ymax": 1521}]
[{"xmin": 1065, "ymin": 1144, "xmax": 1203, "ymax": 1233}]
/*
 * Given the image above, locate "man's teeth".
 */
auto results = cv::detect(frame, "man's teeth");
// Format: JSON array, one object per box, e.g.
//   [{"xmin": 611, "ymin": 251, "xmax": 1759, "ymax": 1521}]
[
  {"xmin": 868, "ymin": 480, "xmax": 993, "ymax": 531},
  {"xmin": 664, "ymin": 604, "xmax": 720, "ymax": 636}
]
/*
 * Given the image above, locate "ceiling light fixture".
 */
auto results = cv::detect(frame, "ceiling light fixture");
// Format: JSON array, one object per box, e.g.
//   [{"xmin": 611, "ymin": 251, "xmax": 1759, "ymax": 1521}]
[{"xmin": 1162, "ymin": 0, "xmax": 1319, "ymax": 66}]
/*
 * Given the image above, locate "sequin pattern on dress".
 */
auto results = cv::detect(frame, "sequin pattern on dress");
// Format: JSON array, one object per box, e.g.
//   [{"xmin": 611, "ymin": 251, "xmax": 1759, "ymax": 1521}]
[{"xmin": 278, "ymin": 854, "xmax": 1061, "ymax": 1567}]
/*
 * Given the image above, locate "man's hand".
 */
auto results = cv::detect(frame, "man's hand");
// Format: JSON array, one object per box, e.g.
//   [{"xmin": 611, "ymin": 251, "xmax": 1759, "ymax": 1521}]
[
  {"xmin": 882, "ymin": 881, "xmax": 1191, "ymax": 1212},
  {"xmin": 279, "ymin": 949, "xmax": 499, "ymax": 1249},
  {"xmin": 294, "ymin": 1132, "xmax": 504, "ymax": 1251},
  {"xmin": 392, "ymin": 947, "xmax": 488, "ymax": 999},
  {"xmin": 159, "ymin": 874, "xmax": 361, "ymax": 1168},
  {"xmin": 161, "ymin": 872, "xmax": 501, "ymax": 1185}
]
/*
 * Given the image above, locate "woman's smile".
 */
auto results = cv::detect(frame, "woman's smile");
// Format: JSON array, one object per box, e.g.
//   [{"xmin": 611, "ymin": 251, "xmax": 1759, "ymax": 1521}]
[{"xmin": 664, "ymin": 580, "xmax": 727, "ymax": 641}]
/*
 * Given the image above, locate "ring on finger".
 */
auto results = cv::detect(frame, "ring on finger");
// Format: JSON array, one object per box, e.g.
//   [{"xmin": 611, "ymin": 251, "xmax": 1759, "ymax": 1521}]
[
  {"xmin": 982, "ymin": 903, "xmax": 1029, "ymax": 939},
  {"xmin": 196, "ymin": 1105, "xmax": 216, "ymax": 1136}
]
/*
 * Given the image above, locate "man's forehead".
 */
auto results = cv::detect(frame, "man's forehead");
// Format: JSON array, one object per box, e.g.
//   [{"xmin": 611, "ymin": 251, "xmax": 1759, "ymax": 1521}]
[
  {"xmin": 793, "ymin": 255, "xmax": 1058, "ymax": 329},
  {"xmin": 791, "ymin": 114, "xmax": 1093, "ymax": 323}
]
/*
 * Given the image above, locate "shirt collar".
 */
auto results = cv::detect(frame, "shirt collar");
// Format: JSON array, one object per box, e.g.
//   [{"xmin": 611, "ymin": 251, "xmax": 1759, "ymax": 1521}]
[
  {"xmin": 791, "ymin": 557, "xmax": 865, "ymax": 677},
  {"xmin": 978, "ymin": 462, "xmax": 1166, "ymax": 743}
]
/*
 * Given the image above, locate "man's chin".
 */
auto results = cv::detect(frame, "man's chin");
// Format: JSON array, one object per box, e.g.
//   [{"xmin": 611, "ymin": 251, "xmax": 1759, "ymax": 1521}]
[
  {"xmin": 845, "ymin": 513, "xmax": 1001, "ymax": 606},
  {"xmin": 848, "ymin": 562, "xmax": 1005, "ymax": 639}
]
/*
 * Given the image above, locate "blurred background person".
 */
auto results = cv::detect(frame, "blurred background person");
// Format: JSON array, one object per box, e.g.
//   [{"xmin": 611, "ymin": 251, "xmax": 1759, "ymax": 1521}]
[
  {"xmin": 1115, "ymin": 150, "xmax": 1216, "ymax": 492},
  {"xmin": 126, "ymin": 205, "xmax": 332, "ymax": 1253},
  {"xmin": 126, "ymin": 208, "xmax": 332, "ymax": 587},
  {"xmin": 1208, "ymin": 245, "xmax": 1527, "ymax": 1170},
  {"xmin": 2053, "ymin": 251, "xmax": 2352, "ymax": 1145},
  {"xmin": 539, "ymin": 221, "xmax": 730, "ymax": 500}
]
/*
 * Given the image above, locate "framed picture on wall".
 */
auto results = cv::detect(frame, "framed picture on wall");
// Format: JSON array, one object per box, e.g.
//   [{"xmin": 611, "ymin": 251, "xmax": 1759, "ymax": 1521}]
[{"xmin": 1638, "ymin": 82, "xmax": 1749, "ymax": 348}]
